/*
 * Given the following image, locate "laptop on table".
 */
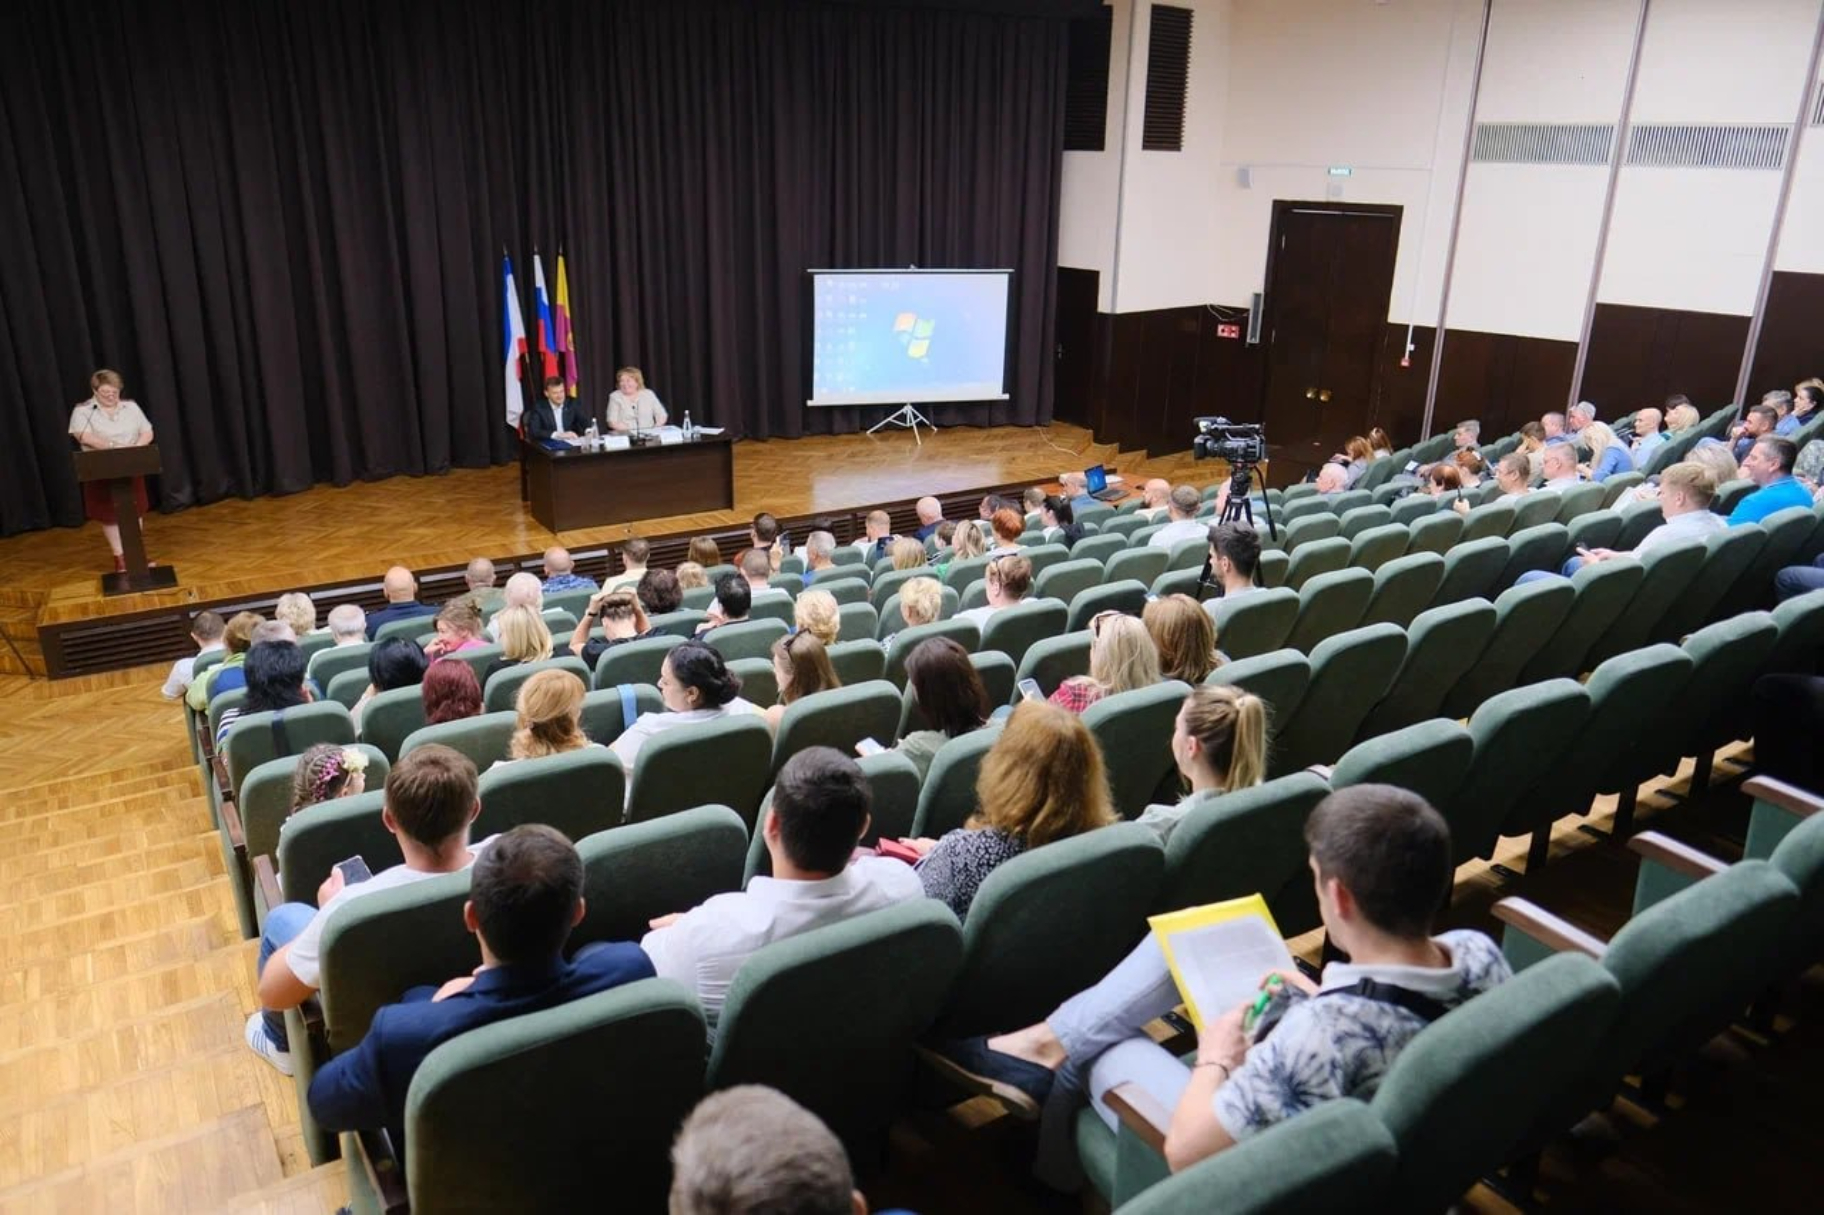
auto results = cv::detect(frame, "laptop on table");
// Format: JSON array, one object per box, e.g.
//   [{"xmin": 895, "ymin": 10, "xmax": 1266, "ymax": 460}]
[{"xmin": 1084, "ymin": 464, "xmax": 1125, "ymax": 502}]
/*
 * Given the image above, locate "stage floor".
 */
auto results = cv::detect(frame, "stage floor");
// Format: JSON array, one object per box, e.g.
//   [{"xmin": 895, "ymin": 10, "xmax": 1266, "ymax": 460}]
[{"xmin": 0, "ymin": 424, "xmax": 1203, "ymax": 675}]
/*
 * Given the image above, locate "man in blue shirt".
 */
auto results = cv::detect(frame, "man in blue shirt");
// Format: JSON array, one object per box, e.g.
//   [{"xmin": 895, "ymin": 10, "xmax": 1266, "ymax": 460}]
[
  {"xmin": 1770, "ymin": 390, "xmax": 1801, "ymax": 437},
  {"xmin": 540, "ymin": 546, "xmax": 599, "ymax": 595},
  {"xmin": 1729, "ymin": 436, "xmax": 1812, "ymax": 526},
  {"xmin": 307, "ymin": 824, "xmax": 654, "ymax": 1146},
  {"xmin": 1630, "ymin": 407, "xmax": 1667, "ymax": 466}
]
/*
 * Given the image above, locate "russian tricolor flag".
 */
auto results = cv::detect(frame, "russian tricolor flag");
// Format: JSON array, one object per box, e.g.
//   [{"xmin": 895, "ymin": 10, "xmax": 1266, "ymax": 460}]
[
  {"xmin": 502, "ymin": 255, "xmax": 528, "ymax": 429},
  {"xmin": 533, "ymin": 254, "xmax": 560, "ymax": 381}
]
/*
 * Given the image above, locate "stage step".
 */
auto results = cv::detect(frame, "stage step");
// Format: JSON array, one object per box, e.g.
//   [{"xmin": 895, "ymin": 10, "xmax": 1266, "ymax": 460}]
[
  {"xmin": 0, "ymin": 753, "xmax": 196, "ymax": 803},
  {"xmin": 0, "ymin": 768, "xmax": 199, "ymax": 820},
  {"xmin": 0, "ymin": 1104, "xmax": 281, "ymax": 1214},
  {"xmin": 0, "ymin": 893, "xmax": 239, "ymax": 975},
  {"xmin": 209, "ymin": 1161, "xmax": 351, "ymax": 1215},
  {"xmin": 0, "ymin": 854, "xmax": 227, "ymax": 939},
  {"xmin": 0, "ymin": 940, "xmax": 253, "ymax": 1051},
  {"xmin": 0, "ymin": 801, "xmax": 207, "ymax": 858},
  {"xmin": 0, "ymin": 829, "xmax": 221, "ymax": 890}
]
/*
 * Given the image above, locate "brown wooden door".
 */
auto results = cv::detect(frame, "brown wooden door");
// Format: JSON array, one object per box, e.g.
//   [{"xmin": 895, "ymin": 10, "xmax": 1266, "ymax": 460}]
[
  {"xmin": 1260, "ymin": 204, "xmax": 1401, "ymax": 470},
  {"xmin": 1054, "ymin": 267, "xmax": 1101, "ymax": 430}
]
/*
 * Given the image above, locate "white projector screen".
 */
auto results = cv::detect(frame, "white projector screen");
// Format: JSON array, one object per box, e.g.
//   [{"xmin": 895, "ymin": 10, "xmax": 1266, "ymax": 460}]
[{"xmin": 806, "ymin": 269, "xmax": 1012, "ymax": 407}]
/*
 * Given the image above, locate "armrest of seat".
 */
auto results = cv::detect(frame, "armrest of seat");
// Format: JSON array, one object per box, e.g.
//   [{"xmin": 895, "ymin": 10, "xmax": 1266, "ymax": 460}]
[
  {"xmin": 1305, "ymin": 763, "xmax": 1335, "ymax": 781},
  {"xmin": 355, "ymin": 1127, "xmax": 410, "ymax": 1214},
  {"xmin": 1743, "ymin": 775, "xmax": 1824, "ymax": 821},
  {"xmin": 1103, "ymin": 1082, "xmax": 1172, "ymax": 1159},
  {"xmin": 1628, "ymin": 831, "xmax": 1727, "ymax": 881},
  {"xmin": 1492, "ymin": 896, "xmax": 1608, "ymax": 962},
  {"xmin": 219, "ymin": 796, "xmax": 246, "ymax": 854},
  {"xmin": 211, "ymin": 753, "xmax": 233, "ymax": 802},
  {"xmin": 252, "ymin": 853, "xmax": 283, "ymax": 919}
]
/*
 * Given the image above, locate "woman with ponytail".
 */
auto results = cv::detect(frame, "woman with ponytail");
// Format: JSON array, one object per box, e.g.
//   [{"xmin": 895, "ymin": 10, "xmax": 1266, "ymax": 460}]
[
  {"xmin": 498, "ymin": 669, "xmax": 595, "ymax": 766},
  {"xmin": 1134, "ymin": 684, "xmax": 1270, "ymax": 844}
]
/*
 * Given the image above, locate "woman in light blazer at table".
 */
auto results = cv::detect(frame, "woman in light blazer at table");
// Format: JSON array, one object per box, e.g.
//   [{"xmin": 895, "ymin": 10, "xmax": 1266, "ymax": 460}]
[{"xmin": 605, "ymin": 366, "xmax": 668, "ymax": 433}]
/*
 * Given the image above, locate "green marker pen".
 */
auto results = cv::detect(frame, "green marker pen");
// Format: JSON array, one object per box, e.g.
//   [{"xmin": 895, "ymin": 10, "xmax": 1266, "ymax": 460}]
[{"xmin": 1243, "ymin": 974, "xmax": 1285, "ymax": 1033}]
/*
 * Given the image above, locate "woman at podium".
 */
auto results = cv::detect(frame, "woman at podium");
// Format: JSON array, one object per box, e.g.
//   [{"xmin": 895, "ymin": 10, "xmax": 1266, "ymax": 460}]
[
  {"xmin": 605, "ymin": 366, "xmax": 668, "ymax": 433},
  {"xmin": 68, "ymin": 368, "xmax": 154, "ymax": 573}
]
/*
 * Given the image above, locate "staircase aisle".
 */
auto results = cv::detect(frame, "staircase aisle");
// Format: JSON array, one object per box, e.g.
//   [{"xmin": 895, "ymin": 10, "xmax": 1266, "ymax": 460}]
[{"xmin": 0, "ymin": 751, "xmax": 348, "ymax": 1212}]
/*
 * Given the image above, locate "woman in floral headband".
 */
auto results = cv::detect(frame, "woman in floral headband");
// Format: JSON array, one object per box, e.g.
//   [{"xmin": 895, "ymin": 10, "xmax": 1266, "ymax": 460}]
[{"xmin": 288, "ymin": 744, "xmax": 370, "ymax": 813}]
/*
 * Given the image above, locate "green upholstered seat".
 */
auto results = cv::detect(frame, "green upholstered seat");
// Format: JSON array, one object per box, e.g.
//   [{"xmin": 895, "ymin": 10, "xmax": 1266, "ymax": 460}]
[
  {"xmin": 1270, "ymin": 624, "xmax": 1406, "ymax": 776},
  {"xmin": 1209, "ymin": 587, "xmax": 1298, "ymax": 660},
  {"xmin": 1284, "ymin": 568, "xmax": 1372, "ymax": 654},
  {"xmin": 480, "ymin": 656, "xmax": 591, "ymax": 714},
  {"xmin": 1204, "ymin": 648, "xmax": 1311, "ymax": 729},
  {"xmin": 625, "ymin": 714, "xmax": 774, "ymax": 831},
  {"xmin": 1440, "ymin": 578, "xmax": 1574, "ymax": 720},
  {"xmin": 1083, "ymin": 681, "xmax": 1194, "ymax": 818},
  {"xmin": 1360, "ymin": 552, "xmax": 1445, "ymax": 629},
  {"xmin": 771, "ymin": 680, "xmax": 903, "ymax": 775}
]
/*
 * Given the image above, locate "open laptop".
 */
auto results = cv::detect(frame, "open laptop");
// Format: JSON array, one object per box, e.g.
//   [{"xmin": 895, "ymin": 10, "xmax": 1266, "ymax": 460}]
[{"xmin": 1084, "ymin": 464, "xmax": 1126, "ymax": 502}]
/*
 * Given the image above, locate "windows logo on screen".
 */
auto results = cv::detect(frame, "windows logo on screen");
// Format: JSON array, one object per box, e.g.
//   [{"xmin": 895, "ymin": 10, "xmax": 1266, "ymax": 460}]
[{"xmin": 893, "ymin": 312, "xmax": 936, "ymax": 360}]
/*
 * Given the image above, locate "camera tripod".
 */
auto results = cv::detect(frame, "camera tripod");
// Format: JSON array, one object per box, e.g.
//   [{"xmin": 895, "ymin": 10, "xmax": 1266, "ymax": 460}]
[{"xmin": 1195, "ymin": 460, "xmax": 1277, "ymax": 603}]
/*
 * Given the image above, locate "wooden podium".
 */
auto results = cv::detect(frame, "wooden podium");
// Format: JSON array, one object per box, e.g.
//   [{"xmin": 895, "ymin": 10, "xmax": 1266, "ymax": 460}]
[{"xmin": 74, "ymin": 446, "xmax": 179, "ymax": 595}]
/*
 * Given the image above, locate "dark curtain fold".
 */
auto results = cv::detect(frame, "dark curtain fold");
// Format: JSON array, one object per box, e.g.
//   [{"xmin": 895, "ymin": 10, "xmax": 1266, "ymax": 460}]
[{"xmin": 0, "ymin": 0, "xmax": 1068, "ymax": 537}]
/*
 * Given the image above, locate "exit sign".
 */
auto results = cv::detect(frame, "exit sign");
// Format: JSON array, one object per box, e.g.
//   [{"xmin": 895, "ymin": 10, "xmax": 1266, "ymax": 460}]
[{"xmin": 1216, "ymin": 323, "xmax": 1241, "ymax": 339}]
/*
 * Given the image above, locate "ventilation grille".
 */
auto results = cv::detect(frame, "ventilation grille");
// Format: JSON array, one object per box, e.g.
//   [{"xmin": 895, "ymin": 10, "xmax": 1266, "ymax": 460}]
[
  {"xmin": 1064, "ymin": 5, "xmax": 1113, "ymax": 152},
  {"xmin": 1625, "ymin": 124, "xmax": 1789, "ymax": 169},
  {"xmin": 1470, "ymin": 123, "xmax": 1614, "ymax": 165},
  {"xmin": 1141, "ymin": 4, "xmax": 1193, "ymax": 152},
  {"xmin": 1812, "ymin": 80, "xmax": 1824, "ymax": 127}
]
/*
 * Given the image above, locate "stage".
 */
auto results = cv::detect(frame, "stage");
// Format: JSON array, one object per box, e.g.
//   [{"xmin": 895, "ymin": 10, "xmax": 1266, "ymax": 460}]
[{"xmin": 0, "ymin": 424, "xmax": 1204, "ymax": 679}]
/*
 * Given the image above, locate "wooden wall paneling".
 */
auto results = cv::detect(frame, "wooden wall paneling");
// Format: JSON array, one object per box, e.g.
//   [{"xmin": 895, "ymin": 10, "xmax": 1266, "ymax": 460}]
[
  {"xmin": 1430, "ymin": 328, "xmax": 1578, "ymax": 442},
  {"xmin": 1746, "ymin": 270, "xmax": 1824, "ymax": 397},
  {"xmin": 1372, "ymin": 323, "xmax": 1434, "ymax": 446},
  {"xmin": 1580, "ymin": 302, "xmax": 1751, "ymax": 411}
]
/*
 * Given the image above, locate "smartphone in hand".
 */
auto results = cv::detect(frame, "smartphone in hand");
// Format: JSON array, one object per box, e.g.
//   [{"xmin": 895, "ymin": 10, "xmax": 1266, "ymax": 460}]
[
  {"xmin": 1017, "ymin": 678, "xmax": 1042, "ymax": 702},
  {"xmin": 336, "ymin": 855, "xmax": 375, "ymax": 885},
  {"xmin": 855, "ymin": 737, "xmax": 885, "ymax": 757}
]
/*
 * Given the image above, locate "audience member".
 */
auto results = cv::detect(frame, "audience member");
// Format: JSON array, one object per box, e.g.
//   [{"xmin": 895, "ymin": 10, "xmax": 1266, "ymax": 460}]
[
  {"xmin": 275, "ymin": 592, "xmax": 318, "ymax": 637},
  {"xmin": 888, "ymin": 537, "xmax": 928, "ymax": 571},
  {"xmin": 1581, "ymin": 420, "xmax": 1633, "ymax": 482},
  {"xmin": 1453, "ymin": 449, "xmax": 1487, "ymax": 486},
  {"xmin": 1569, "ymin": 400, "xmax": 1596, "ymax": 435},
  {"xmin": 1490, "ymin": 452, "xmax": 1532, "ymax": 499},
  {"xmin": 956, "ymin": 554, "xmax": 1032, "ymax": 629},
  {"xmin": 163, "ymin": 610, "xmax": 225, "ymax": 700},
  {"xmin": 484, "ymin": 604, "xmax": 555, "ymax": 683},
  {"xmin": 539, "ymin": 546, "xmax": 598, "ymax": 595},
  {"xmin": 988, "ymin": 508, "xmax": 1026, "ymax": 554},
  {"xmin": 1134, "ymin": 685, "xmax": 1269, "ymax": 844},
  {"xmin": 641, "ymin": 747, "xmax": 921, "ymax": 1025},
  {"xmin": 462, "ymin": 557, "xmax": 506, "ymax": 614},
  {"xmin": 365, "ymin": 567, "xmax": 437, "ymax": 640},
  {"xmin": 1148, "ymin": 486, "xmax": 1205, "ymax": 550},
  {"xmin": 750, "ymin": 512, "xmax": 782, "ymax": 552},
  {"xmin": 1423, "ymin": 463, "xmax": 1465, "ymax": 502},
  {"xmin": 1664, "ymin": 399, "xmax": 1701, "ymax": 432},
  {"xmin": 609, "ymin": 641, "xmax": 761, "ymax": 774},
  {"xmin": 1060, "ymin": 472, "xmax": 1097, "ymax": 512},
  {"xmin": 913, "ymin": 496, "xmax": 947, "ymax": 541},
  {"xmin": 326, "ymin": 604, "xmax": 368, "ymax": 647},
  {"xmin": 1452, "ymin": 419, "xmax": 1481, "ymax": 454},
  {"xmin": 1333, "ymin": 436, "xmax": 1373, "ymax": 488},
  {"xmin": 1731, "ymin": 436, "xmax": 1810, "ymax": 525},
  {"xmin": 1541, "ymin": 442, "xmax": 1581, "ymax": 489},
  {"xmin": 853, "ymin": 510, "xmax": 894, "ymax": 563},
  {"xmin": 1767, "ymin": 389, "xmax": 1799, "ymax": 437},
  {"xmin": 1038, "ymin": 495, "xmax": 1085, "ymax": 547},
  {"xmin": 904, "ymin": 702, "xmax": 1115, "ymax": 919},
  {"xmin": 889, "ymin": 637, "xmax": 990, "ymax": 780},
  {"xmin": 216, "ymin": 640, "xmax": 312, "ymax": 744},
  {"xmin": 570, "ymin": 590, "xmax": 653, "ymax": 667},
  {"xmin": 1368, "ymin": 427, "xmax": 1395, "ymax": 459},
  {"xmin": 794, "ymin": 589, "xmax": 841, "ymax": 645},
  {"xmin": 696, "ymin": 574, "xmax": 753, "ymax": 638},
  {"xmin": 422, "ymin": 659, "xmax": 483, "ymax": 726},
  {"xmin": 1541, "ymin": 411, "xmax": 1571, "ymax": 443},
  {"xmin": 1144, "ymin": 593, "xmax": 1222, "ymax": 684},
  {"xmin": 1312, "ymin": 463, "xmax": 1349, "ymax": 495},
  {"xmin": 186, "ymin": 611, "xmax": 264, "ymax": 708},
  {"xmin": 688, "ymin": 536, "xmax": 722, "ymax": 569},
  {"xmin": 352, "ymin": 637, "xmax": 430, "ymax": 731},
  {"xmin": 248, "ymin": 745, "xmax": 496, "ymax": 1075},
  {"xmin": 1797, "ymin": 438, "xmax": 1824, "ymax": 491},
  {"xmin": 604, "ymin": 538, "xmax": 651, "ymax": 592},
  {"xmin": 940, "ymin": 521, "xmax": 987, "ymax": 572},
  {"xmin": 761, "ymin": 632, "xmax": 842, "ymax": 732},
  {"xmin": 669, "ymin": 1086, "xmax": 874, "ymax": 1215},
  {"xmin": 893, "ymin": 577, "xmax": 945, "ymax": 632},
  {"xmin": 933, "ymin": 785, "xmax": 1510, "ymax": 1183},
  {"xmin": 499, "ymin": 669, "xmax": 595, "ymax": 765},
  {"xmin": 308, "ymin": 825, "xmax": 653, "ymax": 1145},
  {"xmin": 1790, "ymin": 380, "xmax": 1823, "ymax": 431},
  {"xmin": 1016, "ymin": 487, "xmax": 1044, "ymax": 518},
  {"xmin": 1202, "ymin": 522, "xmax": 1261, "ymax": 612},
  {"xmin": 638, "ymin": 569, "xmax": 683, "ymax": 616},
  {"xmin": 1049, "ymin": 613, "xmax": 1161, "ymax": 714},
  {"xmin": 676, "ymin": 562, "xmax": 710, "ymax": 591},
  {"xmin": 1731, "ymin": 403, "xmax": 1779, "ymax": 464},
  {"xmin": 742, "ymin": 548, "xmax": 792, "ymax": 603},
  {"xmin": 1542, "ymin": 462, "xmax": 1725, "ymax": 583},
  {"xmin": 1631, "ymin": 407, "xmax": 1666, "ymax": 464},
  {"xmin": 1516, "ymin": 422, "xmax": 1547, "ymax": 478},
  {"xmin": 289, "ymin": 743, "xmax": 369, "ymax": 813},
  {"xmin": 979, "ymin": 493, "xmax": 1012, "ymax": 521},
  {"xmin": 1135, "ymin": 478, "xmax": 1173, "ymax": 521},
  {"xmin": 801, "ymin": 531, "xmax": 838, "ymax": 588},
  {"xmin": 424, "ymin": 600, "xmax": 486, "ymax": 659}
]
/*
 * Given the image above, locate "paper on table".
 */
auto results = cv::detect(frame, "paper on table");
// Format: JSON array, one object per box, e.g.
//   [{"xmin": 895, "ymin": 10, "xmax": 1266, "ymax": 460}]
[
  {"xmin": 1149, "ymin": 894, "xmax": 1294, "ymax": 1031},
  {"xmin": 602, "ymin": 435, "xmax": 631, "ymax": 451},
  {"xmin": 695, "ymin": 426, "xmax": 726, "ymax": 436}
]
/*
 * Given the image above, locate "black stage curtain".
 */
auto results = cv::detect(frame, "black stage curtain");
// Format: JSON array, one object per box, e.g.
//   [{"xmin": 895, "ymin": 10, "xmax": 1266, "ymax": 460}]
[{"xmin": 0, "ymin": 0, "xmax": 1068, "ymax": 536}]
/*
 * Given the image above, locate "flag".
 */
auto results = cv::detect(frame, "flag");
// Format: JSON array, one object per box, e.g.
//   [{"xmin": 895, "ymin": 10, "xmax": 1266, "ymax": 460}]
[
  {"xmin": 533, "ymin": 254, "xmax": 559, "ymax": 381},
  {"xmin": 555, "ymin": 252, "xmax": 581, "ymax": 395},
  {"xmin": 502, "ymin": 255, "xmax": 529, "ymax": 430}
]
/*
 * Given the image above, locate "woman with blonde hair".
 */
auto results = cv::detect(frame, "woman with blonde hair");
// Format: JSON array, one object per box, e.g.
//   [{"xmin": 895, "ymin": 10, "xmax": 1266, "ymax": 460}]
[
  {"xmin": 902, "ymin": 702, "xmax": 1117, "ymax": 918},
  {"xmin": 424, "ymin": 600, "xmax": 485, "ymax": 659},
  {"xmin": 1581, "ymin": 419, "xmax": 1633, "ymax": 482},
  {"xmin": 687, "ymin": 536, "xmax": 721, "ymax": 568},
  {"xmin": 1339, "ymin": 436, "xmax": 1374, "ymax": 487},
  {"xmin": 501, "ymin": 669, "xmax": 593, "ymax": 764},
  {"xmin": 483, "ymin": 604, "xmax": 555, "ymax": 684},
  {"xmin": 761, "ymin": 632, "xmax": 843, "ymax": 730},
  {"xmin": 605, "ymin": 366, "xmax": 668, "ymax": 433},
  {"xmin": 889, "ymin": 537, "xmax": 928, "ymax": 570},
  {"xmin": 274, "ymin": 592, "xmax": 317, "ymax": 637},
  {"xmin": 895, "ymin": 576, "xmax": 945, "ymax": 630},
  {"xmin": 1665, "ymin": 402, "xmax": 1702, "ymax": 432},
  {"xmin": 1368, "ymin": 426, "xmax": 1395, "ymax": 460},
  {"xmin": 1143, "ymin": 594, "xmax": 1222, "ymax": 684},
  {"xmin": 793, "ymin": 589, "xmax": 841, "ymax": 645},
  {"xmin": 675, "ymin": 562, "xmax": 710, "ymax": 591},
  {"xmin": 951, "ymin": 520, "xmax": 988, "ymax": 560},
  {"xmin": 1049, "ymin": 612, "xmax": 1162, "ymax": 714},
  {"xmin": 1135, "ymin": 684, "xmax": 1270, "ymax": 843}
]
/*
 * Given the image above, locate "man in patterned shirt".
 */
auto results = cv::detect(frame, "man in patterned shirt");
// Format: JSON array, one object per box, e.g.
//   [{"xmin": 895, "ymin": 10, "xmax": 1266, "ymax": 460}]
[{"xmin": 927, "ymin": 784, "xmax": 1511, "ymax": 1185}]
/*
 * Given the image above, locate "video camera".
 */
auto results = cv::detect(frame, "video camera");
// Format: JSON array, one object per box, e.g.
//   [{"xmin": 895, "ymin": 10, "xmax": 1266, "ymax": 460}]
[{"xmin": 1192, "ymin": 416, "xmax": 1266, "ymax": 465}]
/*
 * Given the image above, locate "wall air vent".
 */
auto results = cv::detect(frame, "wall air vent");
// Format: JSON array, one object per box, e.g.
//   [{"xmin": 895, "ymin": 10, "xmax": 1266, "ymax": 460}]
[
  {"xmin": 1141, "ymin": 4, "xmax": 1193, "ymax": 152},
  {"xmin": 1064, "ymin": 5, "xmax": 1114, "ymax": 151},
  {"xmin": 1624, "ymin": 123, "xmax": 1789, "ymax": 170},
  {"xmin": 1470, "ymin": 123, "xmax": 1614, "ymax": 165}
]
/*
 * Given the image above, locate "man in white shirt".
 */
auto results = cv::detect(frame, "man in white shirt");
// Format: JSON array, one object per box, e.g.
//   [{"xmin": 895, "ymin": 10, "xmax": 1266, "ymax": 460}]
[
  {"xmin": 1147, "ymin": 486, "xmax": 1206, "ymax": 550},
  {"xmin": 955, "ymin": 554, "xmax": 1033, "ymax": 631},
  {"xmin": 603, "ymin": 537, "xmax": 650, "ymax": 592},
  {"xmin": 1134, "ymin": 479, "xmax": 1173, "ymax": 521},
  {"xmin": 641, "ymin": 747, "xmax": 923, "ymax": 1027},
  {"xmin": 1540, "ymin": 443, "xmax": 1581, "ymax": 490},
  {"xmin": 1522, "ymin": 461, "xmax": 1725, "ymax": 587},
  {"xmin": 740, "ymin": 548, "xmax": 791, "ymax": 605},
  {"xmin": 246, "ymin": 745, "xmax": 496, "ymax": 1075},
  {"xmin": 326, "ymin": 604, "xmax": 369, "ymax": 646},
  {"xmin": 853, "ymin": 510, "xmax": 895, "ymax": 564},
  {"xmin": 163, "ymin": 610, "xmax": 225, "ymax": 699},
  {"xmin": 1199, "ymin": 522, "xmax": 1261, "ymax": 625}
]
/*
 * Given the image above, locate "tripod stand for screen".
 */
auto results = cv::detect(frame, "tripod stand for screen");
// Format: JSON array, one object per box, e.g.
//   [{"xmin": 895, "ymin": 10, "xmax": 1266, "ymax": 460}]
[{"xmin": 867, "ymin": 403, "xmax": 935, "ymax": 445}]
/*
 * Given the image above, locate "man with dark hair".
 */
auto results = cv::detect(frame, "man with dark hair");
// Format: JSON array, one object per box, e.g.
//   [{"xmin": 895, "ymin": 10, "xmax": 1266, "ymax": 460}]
[
  {"xmin": 750, "ymin": 511, "xmax": 781, "ymax": 548},
  {"xmin": 740, "ymin": 547, "xmax": 791, "ymax": 605},
  {"xmin": 641, "ymin": 747, "xmax": 921, "ymax": 1026},
  {"xmin": 638, "ymin": 567, "xmax": 684, "ymax": 615},
  {"xmin": 247, "ymin": 745, "xmax": 497, "ymax": 1075},
  {"xmin": 1147, "ymin": 486, "xmax": 1206, "ymax": 550},
  {"xmin": 214, "ymin": 639, "xmax": 312, "ymax": 743},
  {"xmin": 1731, "ymin": 435, "xmax": 1811, "ymax": 525},
  {"xmin": 927, "ymin": 785, "xmax": 1509, "ymax": 1183},
  {"xmin": 604, "ymin": 537, "xmax": 651, "ymax": 592},
  {"xmin": 696, "ymin": 573, "xmax": 753, "ymax": 636},
  {"xmin": 1731, "ymin": 403, "xmax": 1780, "ymax": 464},
  {"xmin": 670, "ymin": 1086, "xmax": 871, "ymax": 1215},
  {"xmin": 308, "ymin": 825, "xmax": 652, "ymax": 1142},
  {"xmin": 163, "ymin": 609, "xmax": 225, "ymax": 699},
  {"xmin": 526, "ymin": 375, "xmax": 587, "ymax": 442},
  {"xmin": 1202, "ymin": 521, "xmax": 1261, "ymax": 611}
]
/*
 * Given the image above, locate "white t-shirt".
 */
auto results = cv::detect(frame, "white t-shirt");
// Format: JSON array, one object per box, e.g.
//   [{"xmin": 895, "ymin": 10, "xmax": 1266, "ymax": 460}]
[
  {"xmin": 1149, "ymin": 518, "xmax": 1208, "ymax": 550},
  {"xmin": 609, "ymin": 698, "xmax": 762, "ymax": 772},
  {"xmin": 283, "ymin": 835, "xmax": 498, "ymax": 989},
  {"xmin": 68, "ymin": 398, "xmax": 151, "ymax": 446},
  {"xmin": 607, "ymin": 388, "xmax": 667, "ymax": 431},
  {"xmin": 1635, "ymin": 507, "xmax": 1727, "ymax": 553},
  {"xmin": 954, "ymin": 604, "xmax": 1003, "ymax": 630},
  {"xmin": 164, "ymin": 642, "xmax": 223, "ymax": 699},
  {"xmin": 640, "ymin": 857, "xmax": 924, "ymax": 1026}
]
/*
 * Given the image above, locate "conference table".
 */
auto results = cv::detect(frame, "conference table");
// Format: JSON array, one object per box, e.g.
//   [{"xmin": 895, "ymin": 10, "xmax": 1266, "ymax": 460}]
[{"xmin": 522, "ymin": 433, "xmax": 735, "ymax": 532}]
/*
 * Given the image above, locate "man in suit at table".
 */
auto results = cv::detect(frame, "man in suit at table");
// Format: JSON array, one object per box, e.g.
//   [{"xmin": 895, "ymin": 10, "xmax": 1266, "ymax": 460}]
[
  {"xmin": 526, "ymin": 376, "xmax": 588, "ymax": 442},
  {"xmin": 306, "ymin": 824, "xmax": 653, "ymax": 1144}
]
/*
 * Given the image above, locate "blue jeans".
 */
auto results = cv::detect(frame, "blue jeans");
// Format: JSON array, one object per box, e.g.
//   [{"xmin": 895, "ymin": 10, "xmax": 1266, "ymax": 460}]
[
  {"xmin": 1516, "ymin": 555, "xmax": 1584, "ymax": 587},
  {"xmin": 1774, "ymin": 556, "xmax": 1824, "ymax": 602},
  {"xmin": 258, "ymin": 901, "xmax": 317, "ymax": 1048}
]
